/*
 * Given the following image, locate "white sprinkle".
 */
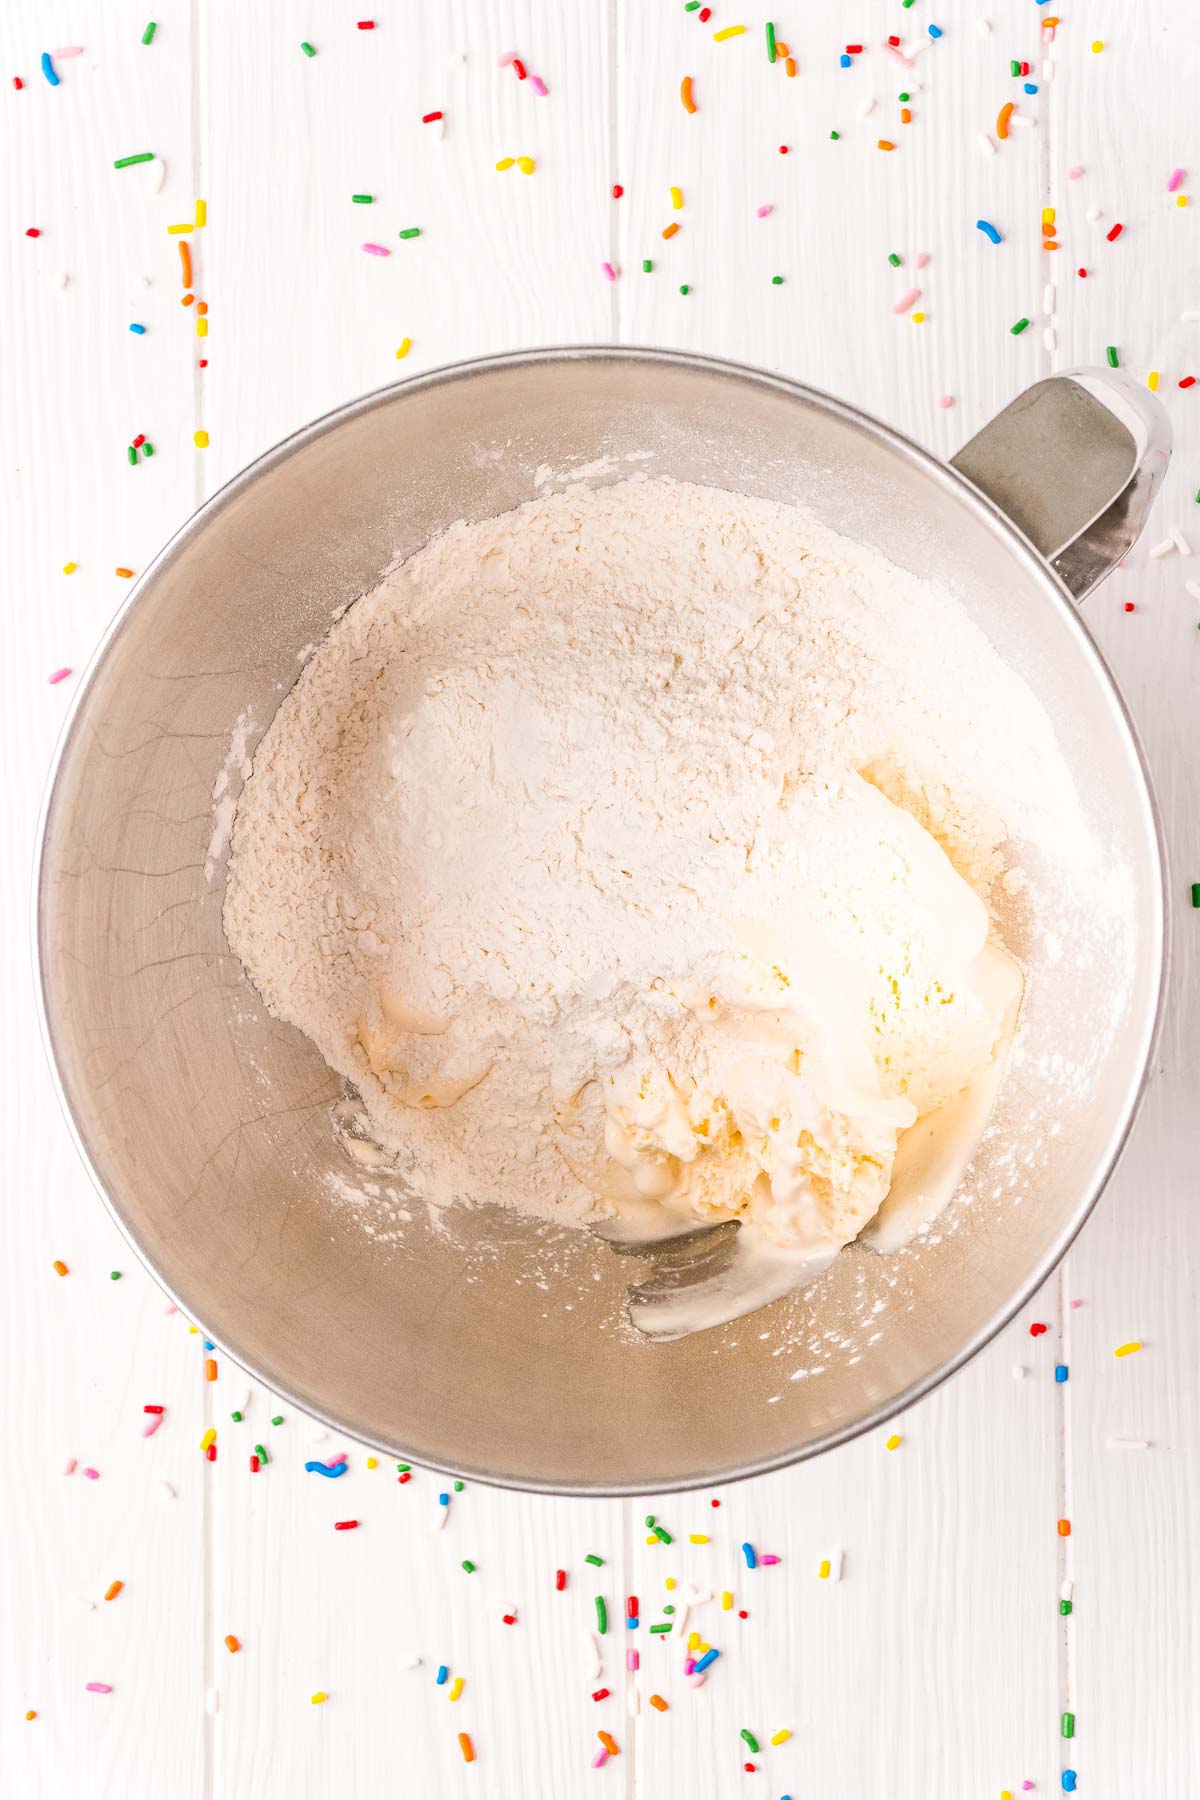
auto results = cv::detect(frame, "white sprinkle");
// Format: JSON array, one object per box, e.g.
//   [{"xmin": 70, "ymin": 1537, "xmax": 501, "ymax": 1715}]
[
  {"xmin": 52, "ymin": 271, "xmax": 69, "ymax": 290},
  {"xmin": 1149, "ymin": 536, "xmax": 1178, "ymax": 559},
  {"xmin": 1043, "ymin": 284, "xmax": 1056, "ymax": 314},
  {"xmin": 978, "ymin": 132, "xmax": 997, "ymax": 158},
  {"xmin": 1060, "ymin": 1579, "xmax": 1074, "ymax": 1601},
  {"xmin": 978, "ymin": 18, "xmax": 992, "ymax": 35},
  {"xmin": 149, "ymin": 157, "xmax": 166, "ymax": 194},
  {"xmin": 830, "ymin": 1549, "xmax": 845, "ymax": 1582},
  {"xmin": 1087, "ymin": 206, "xmax": 1103, "ymax": 222},
  {"xmin": 1181, "ymin": 309, "xmax": 1200, "ymax": 322},
  {"xmin": 76, "ymin": 1596, "xmax": 96, "ymax": 1611},
  {"xmin": 1105, "ymin": 1436, "xmax": 1151, "ymax": 1450},
  {"xmin": 1185, "ymin": 579, "xmax": 1200, "ymax": 601},
  {"xmin": 435, "ymin": 1500, "xmax": 450, "ymax": 1530},
  {"xmin": 1043, "ymin": 58, "xmax": 1055, "ymax": 79},
  {"xmin": 160, "ymin": 1480, "xmax": 176, "ymax": 1499},
  {"xmin": 400, "ymin": 1651, "xmax": 423, "ymax": 1670},
  {"xmin": 1012, "ymin": 1363, "xmax": 1027, "ymax": 1379},
  {"xmin": 858, "ymin": 95, "xmax": 876, "ymax": 118},
  {"xmin": 1010, "ymin": 112, "xmax": 1035, "ymax": 130},
  {"xmin": 626, "ymin": 1687, "xmax": 641, "ymax": 1716},
  {"xmin": 139, "ymin": 274, "xmax": 152, "ymax": 289},
  {"xmin": 1170, "ymin": 527, "xmax": 1192, "ymax": 556},
  {"xmin": 205, "ymin": 1688, "xmax": 220, "ymax": 1715},
  {"xmin": 672, "ymin": 1603, "xmax": 691, "ymax": 1639},
  {"xmin": 585, "ymin": 1632, "xmax": 603, "ymax": 1681},
  {"xmin": 1044, "ymin": 327, "xmax": 1057, "ymax": 353}
]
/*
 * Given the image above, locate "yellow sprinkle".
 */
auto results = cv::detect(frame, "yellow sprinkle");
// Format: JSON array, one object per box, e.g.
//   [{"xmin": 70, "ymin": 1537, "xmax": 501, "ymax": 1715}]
[
  {"xmin": 193, "ymin": 429, "xmax": 209, "ymax": 448},
  {"xmin": 495, "ymin": 157, "xmax": 515, "ymax": 171},
  {"xmin": 167, "ymin": 223, "xmax": 194, "ymax": 235},
  {"xmin": 664, "ymin": 1577, "xmax": 676, "ymax": 1590},
  {"xmin": 687, "ymin": 1630, "xmax": 702, "ymax": 1651},
  {"xmin": 1002, "ymin": 1791, "xmax": 1014, "ymax": 1799},
  {"xmin": 195, "ymin": 198, "xmax": 207, "ymax": 227},
  {"xmin": 720, "ymin": 1591, "xmax": 733, "ymax": 1611},
  {"xmin": 770, "ymin": 1729, "xmax": 792, "ymax": 1747},
  {"xmin": 1114, "ymin": 1340, "xmax": 1142, "ymax": 1357},
  {"xmin": 516, "ymin": 155, "xmax": 535, "ymax": 174},
  {"xmin": 1148, "ymin": 371, "xmax": 1160, "ymax": 391},
  {"xmin": 688, "ymin": 1534, "xmax": 709, "ymax": 1545},
  {"xmin": 449, "ymin": 1676, "xmax": 464, "ymax": 1702},
  {"xmin": 188, "ymin": 1325, "xmax": 199, "ymax": 1333},
  {"xmin": 197, "ymin": 318, "xmax": 208, "ymax": 337},
  {"xmin": 1091, "ymin": 39, "xmax": 1103, "ymax": 52},
  {"xmin": 818, "ymin": 1559, "xmax": 831, "ymax": 1580},
  {"xmin": 200, "ymin": 1428, "xmax": 216, "ymax": 1450},
  {"xmin": 1178, "ymin": 194, "xmax": 1188, "ymax": 207},
  {"xmin": 395, "ymin": 337, "xmax": 412, "ymax": 360},
  {"xmin": 1042, "ymin": 207, "xmax": 1056, "ymax": 226},
  {"xmin": 311, "ymin": 1691, "xmax": 328, "ymax": 1705},
  {"xmin": 911, "ymin": 312, "xmax": 925, "ymax": 323},
  {"xmin": 696, "ymin": 1642, "xmax": 710, "ymax": 1656},
  {"xmin": 670, "ymin": 185, "xmax": 683, "ymax": 209},
  {"xmin": 366, "ymin": 1456, "xmax": 378, "ymax": 1469},
  {"xmin": 886, "ymin": 1433, "xmax": 902, "ymax": 1450},
  {"xmin": 62, "ymin": 561, "xmax": 77, "ymax": 574},
  {"xmin": 713, "ymin": 24, "xmax": 747, "ymax": 40},
  {"xmin": 645, "ymin": 1535, "xmax": 658, "ymax": 1546}
]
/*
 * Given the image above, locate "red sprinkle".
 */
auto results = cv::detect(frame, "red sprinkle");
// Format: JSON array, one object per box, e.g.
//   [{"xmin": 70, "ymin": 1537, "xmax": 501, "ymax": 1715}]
[
  {"xmin": 711, "ymin": 1498, "xmax": 721, "ymax": 1507},
  {"xmin": 198, "ymin": 358, "xmax": 208, "ymax": 367},
  {"xmin": 143, "ymin": 1404, "xmax": 163, "ymax": 1413},
  {"xmin": 206, "ymin": 1444, "xmax": 216, "ymax": 1462},
  {"xmin": 1124, "ymin": 602, "xmax": 1135, "ymax": 612},
  {"xmin": 502, "ymin": 1613, "xmax": 517, "ymax": 1625},
  {"xmin": 744, "ymin": 1764, "xmax": 756, "ymax": 1774},
  {"xmin": 397, "ymin": 1471, "xmax": 412, "ymax": 1484},
  {"xmin": 555, "ymin": 1569, "xmax": 566, "ymax": 1591},
  {"xmin": 25, "ymin": 227, "xmax": 41, "ymax": 237},
  {"xmin": 132, "ymin": 434, "xmax": 146, "ymax": 449},
  {"xmin": 13, "ymin": 77, "xmax": 23, "ymax": 90},
  {"xmin": 512, "ymin": 58, "xmax": 527, "ymax": 79},
  {"xmin": 1179, "ymin": 376, "xmax": 1197, "ymax": 389},
  {"xmin": 334, "ymin": 1520, "xmax": 359, "ymax": 1531},
  {"xmin": 1106, "ymin": 222, "xmax": 1124, "ymax": 241},
  {"xmin": 1077, "ymin": 267, "xmax": 1087, "ymax": 278},
  {"xmin": 888, "ymin": 34, "xmax": 901, "ymax": 45},
  {"xmin": 1029, "ymin": 1322, "xmax": 1048, "ymax": 1336},
  {"xmin": 738, "ymin": 1609, "xmax": 749, "ymax": 1619},
  {"xmin": 356, "ymin": 19, "xmax": 375, "ymax": 27},
  {"xmin": 250, "ymin": 1455, "xmax": 260, "ymax": 1472},
  {"xmin": 778, "ymin": 144, "xmax": 789, "ymax": 154},
  {"xmin": 698, "ymin": 6, "xmax": 711, "ymax": 17},
  {"xmin": 421, "ymin": 111, "xmax": 444, "ymax": 123},
  {"xmin": 627, "ymin": 1596, "xmax": 639, "ymax": 1619},
  {"xmin": 592, "ymin": 1688, "xmax": 610, "ymax": 1702},
  {"xmin": 612, "ymin": 184, "xmax": 624, "ymax": 198},
  {"xmin": 846, "ymin": 43, "xmax": 864, "ymax": 53}
]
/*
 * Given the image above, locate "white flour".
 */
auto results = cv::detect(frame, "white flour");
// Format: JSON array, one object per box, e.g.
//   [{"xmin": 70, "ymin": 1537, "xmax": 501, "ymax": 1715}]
[{"xmin": 224, "ymin": 477, "xmax": 1069, "ymax": 1240}]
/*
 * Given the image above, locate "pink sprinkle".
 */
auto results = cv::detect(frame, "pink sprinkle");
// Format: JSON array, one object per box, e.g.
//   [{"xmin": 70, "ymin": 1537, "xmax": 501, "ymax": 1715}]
[
  {"xmin": 64, "ymin": 1458, "xmax": 77, "ymax": 1475},
  {"xmin": 1067, "ymin": 164, "xmax": 1084, "ymax": 180},
  {"xmin": 1168, "ymin": 167, "xmax": 1186, "ymax": 192},
  {"xmin": 683, "ymin": 1657, "xmax": 695, "ymax": 1675},
  {"xmin": 882, "ymin": 42, "xmax": 913, "ymax": 68},
  {"xmin": 1070, "ymin": 1298, "xmax": 1083, "ymax": 1309},
  {"xmin": 592, "ymin": 1750, "xmax": 609, "ymax": 1769},
  {"xmin": 530, "ymin": 74, "xmax": 549, "ymax": 96},
  {"xmin": 85, "ymin": 1683, "xmax": 113, "ymax": 1695},
  {"xmin": 53, "ymin": 46, "xmax": 85, "ymax": 58},
  {"xmin": 760, "ymin": 1554, "xmax": 780, "ymax": 1566},
  {"xmin": 497, "ymin": 50, "xmax": 516, "ymax": 67},
  {"xmin": 915, "ymin": 251, "xmax": 930, "ymax": 270},
  {"xmin": 626, "ymin": 1649, "xmax": 639, "ymax": 1671},
  {"xmin": 938, "ymin": 393, "xmax": 955, "ymax": 409},
  {"xmin": 892, "ymin": 287, "xmax": 921, "ymax": 315},
  {"xmin": 47, "ymin": 666, "xmax": 72, "ymax": 685},
  {"xmin": 756, "ymin": 204, "xmax": 774, "ymax": 218},
  {"xmin": 688, "ymin": 1672, "xmax": 707, "ymax": 1689},
  {"xmin": 601, "ymin": 262, "xmax": 617, "ymax": 282},
  {"xmin": 361, "ymin": 243, "xmax": 390, "ymax": 257},
  {"xmin": 164, "ymin": 1302, "xmax": 178, "ymax": 1315},
  {"xmin": 142, "ymin": 1414, "xmax": 163, "ymax": 1438},
  {"xmin": 82, "ymin": 1467, "xmax": 100, "ymax": 1480},
  {"xmin": 326, "ymin": 1453, "xmax": 350, "ymax": 1468}
]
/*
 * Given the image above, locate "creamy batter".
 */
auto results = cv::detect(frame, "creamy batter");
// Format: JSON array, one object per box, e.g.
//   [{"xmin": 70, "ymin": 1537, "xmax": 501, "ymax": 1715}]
[{"xmin": 224, "ymin": 476, "xmax": 1035, "ymax": 1294}]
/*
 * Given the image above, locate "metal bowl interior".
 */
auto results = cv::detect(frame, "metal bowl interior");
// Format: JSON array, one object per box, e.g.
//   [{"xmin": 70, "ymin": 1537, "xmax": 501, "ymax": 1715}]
[{"xmin": 36, "ymin": 350, "xmax": 1164, "ymax": 1493}]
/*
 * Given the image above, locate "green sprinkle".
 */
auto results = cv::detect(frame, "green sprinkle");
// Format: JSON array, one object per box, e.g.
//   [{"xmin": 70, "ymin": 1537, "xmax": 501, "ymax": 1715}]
[
  {"xmin": 1010, "ymin": 60, "xmax": 1020, "ymax": 77},
  {"xmin": 231, "ymin": 1410, "xmax": 243, "ymax": 1422},
  {"xmin": 397, "ymin": 1462, "xmax": 411, "ymax": 1472},
  {"xmin": 662, "ymin": 1604, "xmax": 676, "ymax": 1615},
  {"xmin": 685, "ymin": 1, "xmax": 700, "ymax": 9},
  {"xmin": 1060, "ymin": 1598, "xmax": 1073, "ymax": 1615},
  {"xmin": 595, "ymin": 1596, "xmax": 608, "ymax": 1634},
  {"xmin": 1011, "ymin": 317, "xmax": 1030, "ymax": 335},
  {"xmin": 1062, "ymin": 1712, "xmax": 1075, "ymax": 1739},
  {"xmin": 653, "ymin": 1525, "xmax": 673, "ymax": 1544},
  {"xmin": 127, "ymin": 446, "xmax": 138, "ymax": 466},
  {"xmin": 1191, "ymin": 882, "xmax": 1200, "ymax": 907},
  {"xmin": 114, "ymin": 152, "xmax": 155, "ymax": 169},
  {"xmin": 454, "ymin": 1480, "xmax": 464, "ymax": 1492},
  {"xmin": 585, "ymin": 1553, "xmax": 604, "ymax": 1567},
  {"xmin": 830, "ymin": 130, "xmax": 840, "ymax": 140},
  {"xmin": 771, "ymin": 274, "xmax": 784, "ymax": 285},
  {"xmin": 644, "ymin": 1515, "xmax": 656, "ymax": 1528},
  {"xmin": 679, "ymin": 284, "xmax": 690, "ymax": 295},
  {"xmin": 109, "ymin": 1270, "xmax": 122, "ymax": 1280},
  {"xmin": 141, "ymin": 22, "xmax": 157, "ymax": 46},
  {"xmin": 642, "ymin": 258, "xmax": 653, "ymax": 273},
  {"xmin": 300, "ymin": 41, "xmax": 316, "ymax": 57},
  {"xmin": 254, "ymin": 1443, "xmax": 268, "ymax": 1463},
  {"xmin": 898, "ymin": 91, "xmax": 910, "ymax": 102},
  {"xmin": 352, "ymin": 194, "xmax": 373, "ymax": 204},
  {"xmin": 142, "ymin": 442, "xmax": 154, "ymax": 457},
  {"xmin": 1194, "ymin": 488, "xmax": 1200, "ymax": 504},
  {"xmin": 649, "ymin": 1622, "xmax": 672, "ymax": 1634},
  {"xmin": 1106, "ymin": 345, "xmax": 1119, "ymax": 367},
  {"xmin": 462, "ymin": 1559, "xmax": 477, "ymax": 1573},
  {"xmin": 271, "ymin": 1415, "xmax": 283, "ymax": 1426},
  {"xmin": 398, "ymin": 227, "xmax": 421, "ymax": 239},
  {"xmin": 766, "ymin": 20, "xmax": 777, "ymax": 62},
  {"xmin": 740, "ymin": 1729, "xmax": 760, "ymax": 1753},
  {"xmin": 888, "ymin": 252, "xmax": 902, "ymax": 267}
]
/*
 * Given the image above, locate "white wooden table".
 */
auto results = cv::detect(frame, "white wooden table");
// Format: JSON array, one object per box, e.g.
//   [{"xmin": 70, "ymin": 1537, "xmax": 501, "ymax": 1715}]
[{"xmin": 2, "ymin": 3, "xmax": 1196, "ymax": 1794}]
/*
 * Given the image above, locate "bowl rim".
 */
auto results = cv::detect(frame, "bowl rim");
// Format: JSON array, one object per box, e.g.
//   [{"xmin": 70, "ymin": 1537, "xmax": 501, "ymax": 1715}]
[{"xmin": 31, "ymin": 345, "xmax": 1170, "ymax": 1495}]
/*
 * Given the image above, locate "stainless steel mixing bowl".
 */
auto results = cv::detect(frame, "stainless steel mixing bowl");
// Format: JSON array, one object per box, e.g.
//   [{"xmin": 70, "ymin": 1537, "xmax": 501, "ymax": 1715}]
[{"xmin": 35, "ymin": 350, "xmax": 1169, "ymax": 1493}]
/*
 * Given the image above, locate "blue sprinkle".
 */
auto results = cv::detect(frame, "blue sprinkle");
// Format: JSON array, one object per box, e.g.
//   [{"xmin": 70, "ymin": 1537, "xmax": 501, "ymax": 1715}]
[
  {"xmin": 204, "ymin": 1339, "xmax": 214, "ymax": 1350},
  {"xmin": 626, "ymin": 1616, "xmax": 639, "ymax": 1630},
  {"xmin": 438, "ymin": 1491, "xmax": 450, "ymax": 1506},
  {"xmin": 41, "ymin": 51, "xmax": 60, "ymax": 87},
  {"xmin": 741, "ymin": 1542, "xmax": 757, "ymax": 1569},
  {"xmin": 928, "ymin": 23, "xmax": 943, "ymax": 37},
  {"xmin": 839, "ymin": 53, "xmax": 851, "ymax": 67},
  {"xmin": 436, "ymin": 1665, "xmax": 448, "ymax": 1686},
  {"xmin": 693, "ymin": 1648, "xmax": 720, "ymax": 1672},
  {"xmin": 129, "ymin": 323, "xmax": 146, "ymax": 335},
  {"xmin": 1055, "ymin": 1363, "xmax": 1069, "ymax": 1382},
  {"xmin": 1024, "ymin": 82, "xmax": 1039, "ymax": 94},
  {"xmin": 1062, "ymin": 1773, "xmax": 1077, "ymax": 1793},
  {"xmin": 304, "ymin": 1460, "xmax": 348, "ymax": 1478},
  {"xmin": 976, "ymin": 219, "xmax": 1002, "ymax": 244}
]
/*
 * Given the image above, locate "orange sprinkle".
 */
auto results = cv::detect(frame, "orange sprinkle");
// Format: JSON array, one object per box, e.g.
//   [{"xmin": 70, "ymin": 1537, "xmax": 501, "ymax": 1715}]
[
  {"xmin": 196, "ymin": 300, "xmax": 208, "ymax": 316},
  {"xmin": 877, "ymin": 140, "xmax": 895, "ymax": 152},
  {"xmin": 1041, "ymin": 14, "xmax": 1060, "ymax": 24},
  {"xmin": 598, "ymin": 1730, "xmax": 620, "ymax": 1756},
  {"xmin": 52, "ymin": 1259, "xmax": 68, "ymax": 1276},
  {"xmin": 649, "ymin": 1693, "xmax": 668, "ymax": 1712},
  {"xmin": 680, "ymin": 74, "xmax": 697, "ymax": 114},
  {"xmin": 662, "ymin": 222, "xmax": 680, "ymax": 240},
  {"xmin": 997, "ymin": 101, "xmax": 1015, "ymax": 140},
  {"xmin": 179, "ymin": 240, "xmax": 192, "ymax": 287},
  {"xmin": 1058, "ymin": 1518, "xmax": 1071, "ymax": 1536},
  {"xmin": 1043, "ymin": 240, "xmax": 1060, "ymax": 252},
  {"xmin": 25, "ymin": 1711, "xmax": 37, "ymax": 1721},
  {"xmin": 205, "ymin": 1358, "xmax": 217, "ymax": 1381},
  {"xmin": 784, "ymin": 55, "xmax": 796, "ymax": 77},
  {"xmin": 457, "ymin": 1732, "xmax": 475, "ymax": 1764},
  {"xmin": 115, "ymin": 567, "xmax": 134, "ymax": 578},
  {"xmin": 900, "ymin": 107, "xmax": 912, "ymax": 124},
  {"xmin": 181, "ymin": 293, "xmax": 195, "ymax": 306},
  {"xmin": 104, "ymin": 1580, "xmax": 123, "ymax": 1602},
  {"xmin": 774, "ymin": 40, "xmax": 789, "ymax": 57},
  {"xmin": 224, "ymin": 1634, "xmax": 241, "ymax": 1653}
]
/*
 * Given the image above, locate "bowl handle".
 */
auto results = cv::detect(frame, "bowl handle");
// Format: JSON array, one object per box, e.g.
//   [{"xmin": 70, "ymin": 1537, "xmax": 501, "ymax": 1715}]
[{"xmin": 949, "ymin": 368, "xmax": 1171, "ymax": 601}]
